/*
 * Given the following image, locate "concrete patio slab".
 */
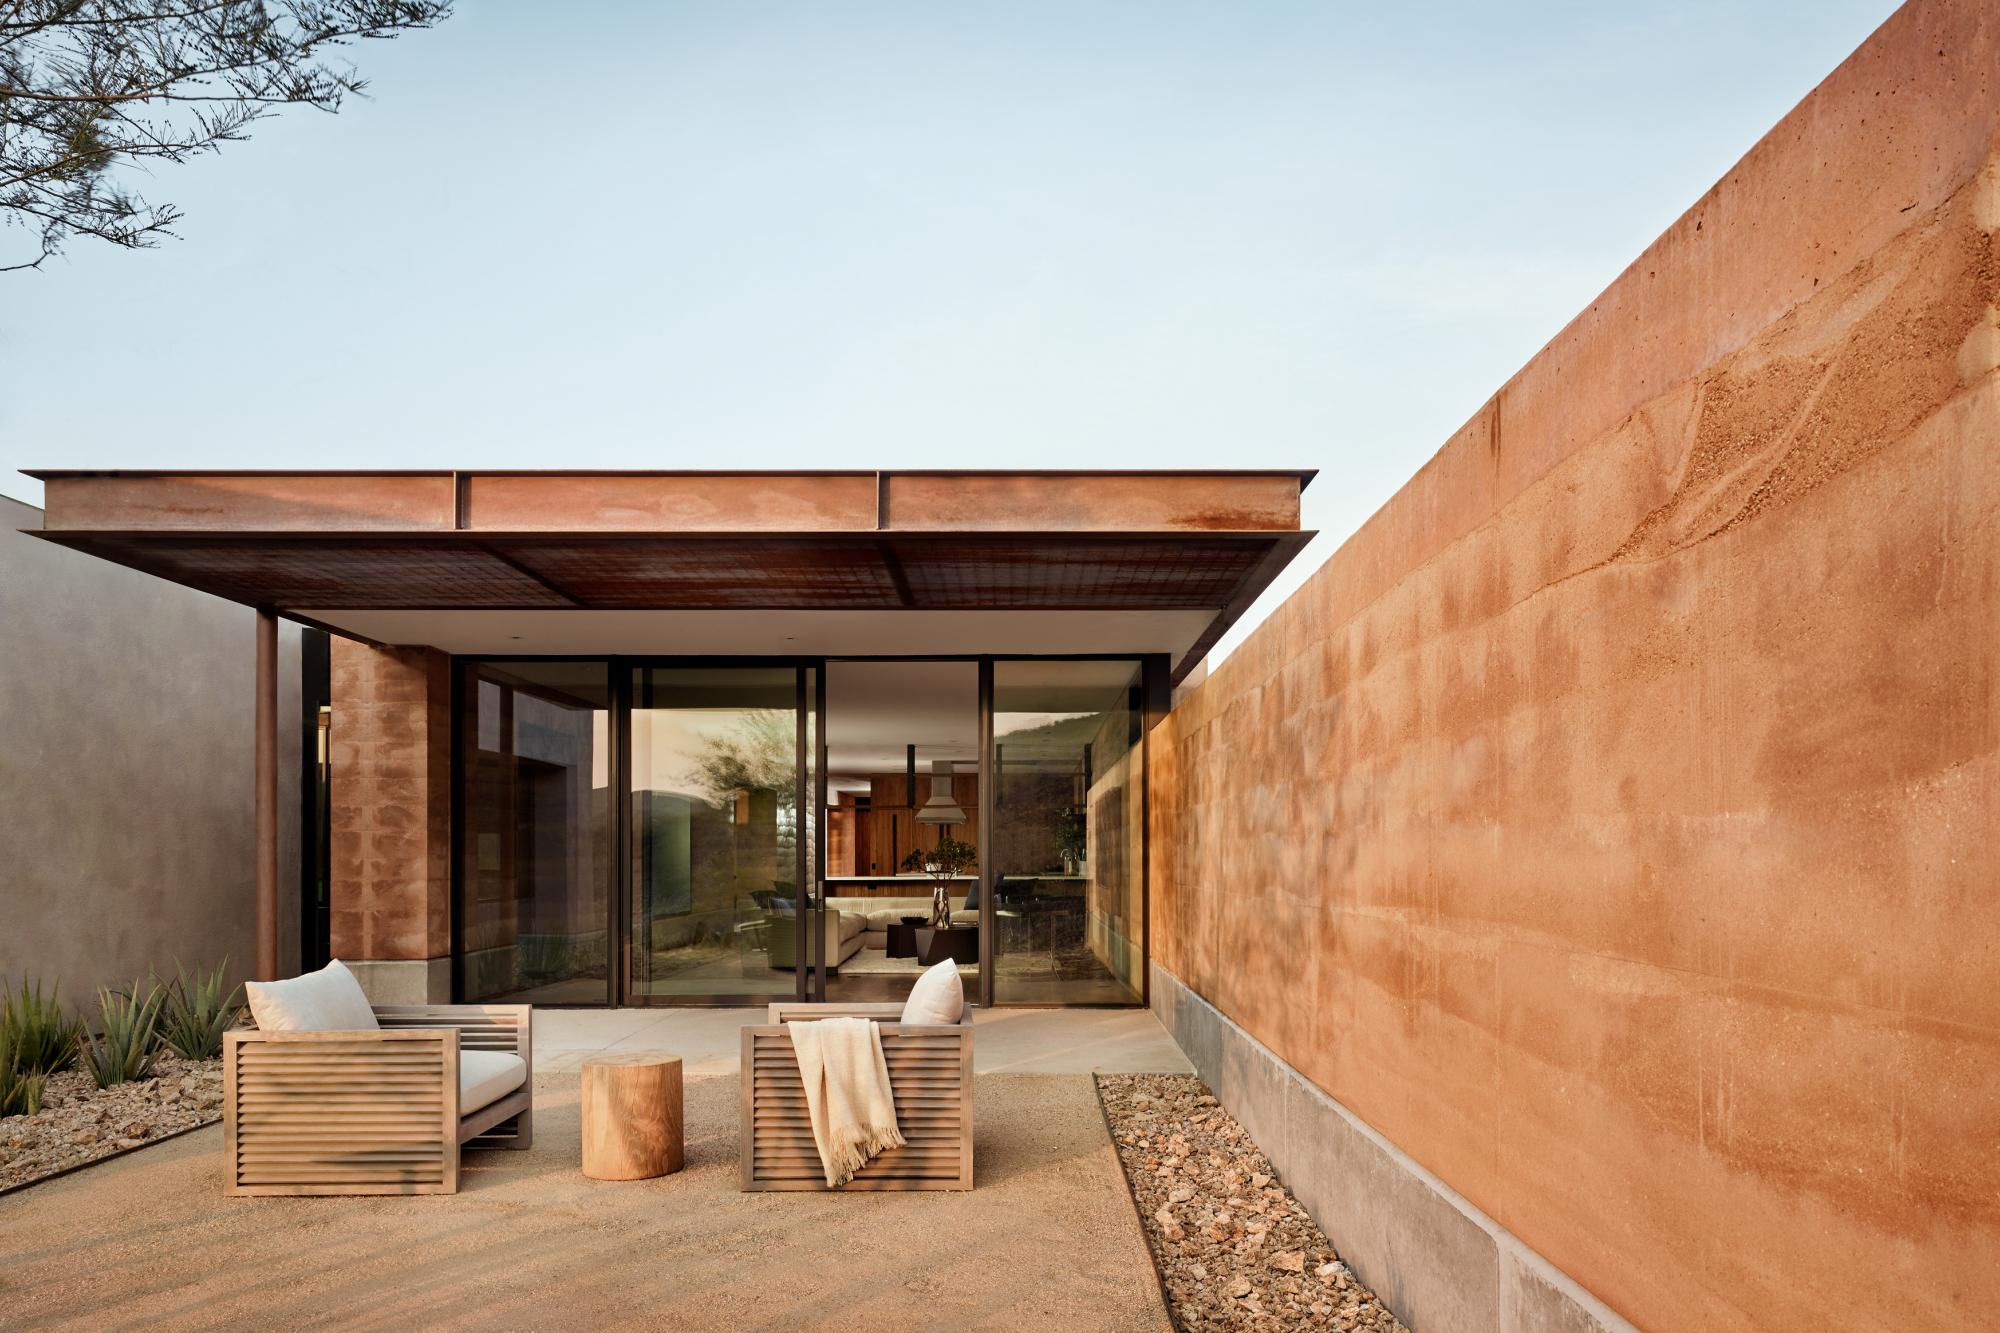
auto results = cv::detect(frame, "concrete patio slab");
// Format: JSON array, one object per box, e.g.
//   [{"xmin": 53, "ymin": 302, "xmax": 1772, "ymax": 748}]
[
  {"xmin": 1, "ymin": 1071, "xmax": 1171, "ymax": 1332},
  {"xmin": 532, "ymin": 1006, "xmax": 1194, "ymax": 1077}
]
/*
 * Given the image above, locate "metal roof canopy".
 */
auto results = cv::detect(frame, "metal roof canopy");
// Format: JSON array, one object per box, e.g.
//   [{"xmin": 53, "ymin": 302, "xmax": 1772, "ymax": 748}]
[{"xmin": 25, "ymin": 469, "xmax": 1317, "ymax": 681}]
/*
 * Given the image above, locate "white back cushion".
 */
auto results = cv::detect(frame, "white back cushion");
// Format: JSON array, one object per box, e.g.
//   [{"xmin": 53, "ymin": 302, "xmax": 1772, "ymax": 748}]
[
  {"xmin": 899, "ymin": 959, "xmax": 965, "ymax": 1026},
  {"xmin": 244, "ymin": 959, "xmax": 379, "ymax": 1032}
]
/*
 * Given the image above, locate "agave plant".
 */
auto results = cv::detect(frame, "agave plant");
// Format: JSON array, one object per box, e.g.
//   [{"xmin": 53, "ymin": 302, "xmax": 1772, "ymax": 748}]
[
  {"xmin": 156, "ymin": 960, "xmax": 243, "ymax": 1061},
  {"xmin": 80, "ymin": 979, "xmax": 166, "ymax": 1090},
  {"xmin": 0, "ymin": 1031, "xmax": 47, "ymax": 1118},
  {"xmin": 0, "ymin": 978, "xmax": 84, "ymax": 1077}
]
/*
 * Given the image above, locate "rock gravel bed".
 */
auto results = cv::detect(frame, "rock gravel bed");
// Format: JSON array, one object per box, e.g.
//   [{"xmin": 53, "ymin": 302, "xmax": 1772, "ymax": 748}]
[
  {"xmin": 1099, "ymin": 1073, "xmax": 1407, "ymax": 1331},
  {"xmin": 0, "ymin": 1055, "xmax": 223, "ymax": 1193}
]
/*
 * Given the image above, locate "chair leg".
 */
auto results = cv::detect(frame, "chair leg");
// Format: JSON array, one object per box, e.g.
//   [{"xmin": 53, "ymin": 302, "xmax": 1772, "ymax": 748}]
[{"xmin": 509, "ymin": 1107, "xmax": 534, "ymax": 1150}]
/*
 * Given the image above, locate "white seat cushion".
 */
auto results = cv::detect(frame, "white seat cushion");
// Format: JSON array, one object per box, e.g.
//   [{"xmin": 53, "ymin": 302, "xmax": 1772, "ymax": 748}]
[
  {"xmin": 244, "ymin": 959, "xmax": 378, "ymax": 1032},
  {"xmin": 900, "ymin": 959, "xmax": 965, "ymax": 1026},
  {"xmin": 460, "ymin": 1049, "xmax": 528, "ymax": 1115}
]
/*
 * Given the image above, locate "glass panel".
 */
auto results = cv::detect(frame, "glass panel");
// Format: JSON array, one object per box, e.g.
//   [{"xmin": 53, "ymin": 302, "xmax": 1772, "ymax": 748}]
[
  {"xmin": 804, "ymin": 666, "xmax": 823, "ymax": 995},
  {"xmin": 991, "ymin": 660, "xmax": 1145, "ymax": 1005},
  {"xmin": 458, "ymin": 661, "xmax": 613, "ymax": 1004},
  {"xmin": 629, "ymin": 666, "xmax": 804, "ymax": 1001},
  {"xmin": 821, "ymin": 661, "xmax": 980, "ymax": 1002}
]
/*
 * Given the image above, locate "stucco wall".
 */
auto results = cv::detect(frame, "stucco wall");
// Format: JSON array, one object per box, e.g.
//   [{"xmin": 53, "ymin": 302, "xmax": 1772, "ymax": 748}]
[
  {"xmin": 1148, "ymin": 2, "xmax": 1998, "ymax": 1329},
  {"xmin": 0, "ymin": 496, "xmax": 301, "ymax": 1006}
]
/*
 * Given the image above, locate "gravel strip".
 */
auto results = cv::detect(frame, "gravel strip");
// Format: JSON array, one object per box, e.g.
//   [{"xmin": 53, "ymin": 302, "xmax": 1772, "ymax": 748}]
[
  {"xmin": 1, "ymin": 1055, "xmax": 223, "ymax": 1192},
  {"xmin": 1098, "ymin": 1072, "xmax": 1408, "ymax": 1331}
]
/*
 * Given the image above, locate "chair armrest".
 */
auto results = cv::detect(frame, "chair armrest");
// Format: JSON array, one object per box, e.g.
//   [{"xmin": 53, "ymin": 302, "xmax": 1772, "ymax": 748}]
[
  {"xmin": 766, "ymin": 1002, "xmax": 905, "ymax": 1023},
  {"xmin": 373, "ymin": 1003, "xmax": 532, "ymax": 1075},
  {"xmin": 765, "ymin": 1001, "xmax": 975, "ymax": 1032}
]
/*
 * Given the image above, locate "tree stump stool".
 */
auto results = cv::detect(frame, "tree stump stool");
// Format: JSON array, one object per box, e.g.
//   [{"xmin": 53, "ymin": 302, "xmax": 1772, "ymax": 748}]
[{"xmin": 581, "ymin": 1053, "xmax": 684, "ymax": 1181}]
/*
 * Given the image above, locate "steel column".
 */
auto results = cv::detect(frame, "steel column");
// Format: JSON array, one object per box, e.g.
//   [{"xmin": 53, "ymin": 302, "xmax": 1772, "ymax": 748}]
[{"xmin": 254, "ymin": 608, "xmax": 280, "ymax": 981}]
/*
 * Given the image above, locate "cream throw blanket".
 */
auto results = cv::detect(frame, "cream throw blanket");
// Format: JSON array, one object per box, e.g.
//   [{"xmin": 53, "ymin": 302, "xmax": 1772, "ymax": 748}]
[{"xmin": 787, "ymin": 1017, "xmax": 905, "ymax": 1186}]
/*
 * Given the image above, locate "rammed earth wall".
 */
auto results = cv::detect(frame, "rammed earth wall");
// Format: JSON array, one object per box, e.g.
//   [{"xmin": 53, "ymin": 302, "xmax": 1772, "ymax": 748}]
[{"xmin": 1148, "ymin": 2, "xmax": 2000, "ymax": 1328}]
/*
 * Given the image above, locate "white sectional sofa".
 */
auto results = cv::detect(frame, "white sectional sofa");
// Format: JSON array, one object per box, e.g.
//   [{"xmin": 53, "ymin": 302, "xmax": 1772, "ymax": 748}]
[
  {"xmin": 765, "ymin": 894, "xmax": 981, "ymax": 970},
  {"xmin": 834, "ymin": 896, "xmax": 980, "ymax": 951}
]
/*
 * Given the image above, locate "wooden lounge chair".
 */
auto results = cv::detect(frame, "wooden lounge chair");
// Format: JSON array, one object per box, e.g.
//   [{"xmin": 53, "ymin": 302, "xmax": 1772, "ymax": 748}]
[
  {"xmin": 741, "ymin": 1001, "xmax": 973, "ymax": 1191},
  {"xmin": 223, "ymin": 1003, "xmax": 533, "ymax": 1196}
]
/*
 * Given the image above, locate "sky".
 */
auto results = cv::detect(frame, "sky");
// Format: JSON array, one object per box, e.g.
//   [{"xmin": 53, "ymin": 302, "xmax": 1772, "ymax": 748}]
[{"xmin": 0, "ymin": 0, "xmax": 1899, "ymax": 661}]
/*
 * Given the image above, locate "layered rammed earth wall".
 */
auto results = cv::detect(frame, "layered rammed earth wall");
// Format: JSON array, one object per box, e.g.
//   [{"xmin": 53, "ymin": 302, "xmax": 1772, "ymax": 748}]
[
  {"xmin": 329, "ymin": 639, "xmax": 453, "ymax": 1002},
  {"xmin": 1148, "ymin": 2, "xmax": 1998, "ymax": 1328}
]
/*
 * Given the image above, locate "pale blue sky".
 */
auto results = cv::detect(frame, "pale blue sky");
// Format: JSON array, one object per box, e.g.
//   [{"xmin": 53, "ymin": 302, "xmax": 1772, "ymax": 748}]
[{"xmin": 0, "ymin": 1, "xmax": 1897, "ymax": 658}]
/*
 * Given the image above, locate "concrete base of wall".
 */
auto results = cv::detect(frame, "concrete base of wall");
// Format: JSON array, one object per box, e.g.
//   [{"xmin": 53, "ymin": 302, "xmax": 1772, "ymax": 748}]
[
  {"xmin": 346, "ymin": 957, "xmax": 451, "ymax": 1005},
  {"xmin": 1150, "ymin": 964, "xmax": 1635, "ymax": 1333}
]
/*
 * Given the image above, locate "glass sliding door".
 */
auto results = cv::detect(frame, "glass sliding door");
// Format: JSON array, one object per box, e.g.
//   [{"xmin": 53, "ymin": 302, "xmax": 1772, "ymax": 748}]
[
  {"xmin": 820, "ymin": 660, "xmax": 981, "ymax": 1003},
  {"xmin": 458, "ymin": 661, "xmax": 613, "ymax": 1004},
  {"xmin": 628, "ymin": 665, "xmax": 813, "ymax": 1002},
  {"xmin": 990, "ymin": 660, "xmax": 1145, "ymax": 1005}
]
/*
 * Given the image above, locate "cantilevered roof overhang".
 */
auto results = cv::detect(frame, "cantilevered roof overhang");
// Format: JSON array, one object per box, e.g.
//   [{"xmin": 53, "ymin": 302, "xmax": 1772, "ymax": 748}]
[{"xmin": 25, "ymin": 469, "xmax": 1316, "ymax": 681}]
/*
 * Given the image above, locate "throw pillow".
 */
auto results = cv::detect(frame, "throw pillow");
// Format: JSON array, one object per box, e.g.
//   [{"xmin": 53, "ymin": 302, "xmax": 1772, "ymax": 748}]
[
  {"xmin": 900, "ymin": 958, "xmax": 965, "ymax": 1026},
  {"xmin": 244, "ymin": 959, "xmax": 379, "ymax": 1032}
]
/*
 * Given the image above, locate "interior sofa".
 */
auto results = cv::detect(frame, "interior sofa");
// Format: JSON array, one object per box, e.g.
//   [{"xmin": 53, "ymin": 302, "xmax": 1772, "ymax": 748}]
[
  {"xmin": 834, "ymin": 896, "xmax": 980, "ymax": 951},
  {"xmin": 764, "ymin": 895, "xmax": 981, "ymax": 967},
  {"xmin": 765, "ymin": 907, "xmax": 867, "ymax": 970}
]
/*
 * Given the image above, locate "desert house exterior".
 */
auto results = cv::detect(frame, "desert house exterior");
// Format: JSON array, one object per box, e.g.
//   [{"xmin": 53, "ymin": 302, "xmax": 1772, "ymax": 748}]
[
  {"xmin": 22, "ymin": 468, "xmax": 1314, "ymax": 1012},
  {"xmin": 6, "ymin": 0, "xmax": 1996, "ymax": 1325}
]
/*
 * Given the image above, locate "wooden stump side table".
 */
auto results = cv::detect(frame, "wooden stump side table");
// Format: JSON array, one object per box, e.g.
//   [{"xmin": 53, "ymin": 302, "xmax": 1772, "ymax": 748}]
[{"xmin": 581, "ymin": 1052, "xmax": 684, "ymax": 1180}]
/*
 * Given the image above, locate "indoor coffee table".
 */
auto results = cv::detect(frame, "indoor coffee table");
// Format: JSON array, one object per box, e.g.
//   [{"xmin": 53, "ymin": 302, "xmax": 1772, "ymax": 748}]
[
  {"xmin": 886, "ymin": 916, "xmax": 926, "ymax": 959},
  {"xmin": 916, "ymin": 924, "xmax": 978, "ymax": 967}
]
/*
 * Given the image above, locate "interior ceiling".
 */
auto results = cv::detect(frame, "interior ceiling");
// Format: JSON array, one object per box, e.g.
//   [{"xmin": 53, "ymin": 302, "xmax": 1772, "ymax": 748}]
[
  {"xmin": 305, "ymin": 607, "xmax": 1217, "ymax": 663},
  {"xmin": 826, "ymin": 661, "xmax": 978, "ymax": 773}
]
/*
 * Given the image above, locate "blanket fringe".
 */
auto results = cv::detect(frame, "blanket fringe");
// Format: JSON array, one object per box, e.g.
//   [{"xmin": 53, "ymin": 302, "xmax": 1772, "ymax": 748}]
[{"xmin": 823, "ymin": 1121, "xmax": 908, "ymax": 1187}]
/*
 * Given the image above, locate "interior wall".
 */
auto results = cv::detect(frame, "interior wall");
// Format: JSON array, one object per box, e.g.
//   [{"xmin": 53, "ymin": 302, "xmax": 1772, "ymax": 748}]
[
  {"xmin": 1148, "ymin": 2, "xmax": 1999, "ymax": 1329},
  {"xmin": 0, "ymin": 497, "xmax": 302, "ymax": 1005}
]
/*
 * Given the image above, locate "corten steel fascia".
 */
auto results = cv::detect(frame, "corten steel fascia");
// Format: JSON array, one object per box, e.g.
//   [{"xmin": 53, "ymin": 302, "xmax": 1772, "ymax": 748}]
[
  {"xmin": 27, "ymin": 472, "xmax": 1318, "ymax": 675},
  {"xmin": 22, "ymin": 466, "xmax": 1314, "ymax": 482},
  {"xmin": 30, "ymin": 469, "xmax": 1314, "ymax": 535}
]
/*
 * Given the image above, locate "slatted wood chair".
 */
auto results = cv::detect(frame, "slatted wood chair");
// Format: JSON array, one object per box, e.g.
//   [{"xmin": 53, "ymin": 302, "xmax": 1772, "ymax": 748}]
[
  {"xmin": 223, "ymin": 1003, "xmax": 533, "ymax": 1196},
  {"xmin": 741, "ymin": 1001, "xmax": 973, "ymax": 1191}
]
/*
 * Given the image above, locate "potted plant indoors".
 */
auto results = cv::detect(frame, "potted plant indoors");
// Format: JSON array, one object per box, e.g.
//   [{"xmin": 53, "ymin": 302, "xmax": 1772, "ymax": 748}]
[
  {"xmin": 901, "ymin": 837, "xmax": 977, "ymax": 928},
  {"xmin": 1055, "ymin": 809, "xmax": 1087, "ymax": 876}
]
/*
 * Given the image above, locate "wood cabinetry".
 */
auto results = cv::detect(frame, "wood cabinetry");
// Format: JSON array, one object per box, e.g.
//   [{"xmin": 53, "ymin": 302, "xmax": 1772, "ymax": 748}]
[{"xmin": 826, "ymin": 774, "xmax": 980, "ymax": 876}]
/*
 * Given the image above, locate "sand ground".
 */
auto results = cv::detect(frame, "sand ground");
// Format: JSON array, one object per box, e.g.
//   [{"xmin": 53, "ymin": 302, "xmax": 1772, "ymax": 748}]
[{"xmin": 0, "ymin": 1071, "xmax": 1170, "ymax": 1332}]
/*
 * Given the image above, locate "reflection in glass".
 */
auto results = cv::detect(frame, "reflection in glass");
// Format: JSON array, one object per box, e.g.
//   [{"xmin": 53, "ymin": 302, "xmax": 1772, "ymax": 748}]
[
  {"xmin": 458, "ymin": 661, "xmax": 612, "ymax": 1004},
  {"xmin": 991, "ymin": 660, "xmax": 1145, "ymax": 1004},
  {"xmin": 629, "ymin": 667, "xmax": 805, "ymax": 1000}
]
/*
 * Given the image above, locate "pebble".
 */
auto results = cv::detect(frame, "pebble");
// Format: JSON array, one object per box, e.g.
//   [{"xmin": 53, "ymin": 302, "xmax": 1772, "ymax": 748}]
[
  {"xmin": 0, "ymin": 1055, "xmax": 223, "ymax": 1192},
  {"xmin": 1100, "ymin": 1072, "xmax": 1408, "ymax": 1332}
]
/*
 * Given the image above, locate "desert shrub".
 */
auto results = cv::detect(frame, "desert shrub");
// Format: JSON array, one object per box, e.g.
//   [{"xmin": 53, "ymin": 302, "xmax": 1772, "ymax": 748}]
[
  {"xmin": 0, "ymin": 978, "xmax": 83, "ymax": 1076},
  {"xmin": 155, "ymin": 960, "xmax": 244, "ymax": 1061},
  {"xmin": 0, "ymin": 1030, "xmax": 48, "ymax": 1117},
  {"xmin": 80, "ymin": 979, "xmax": 166, "ymax": 1089}
]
